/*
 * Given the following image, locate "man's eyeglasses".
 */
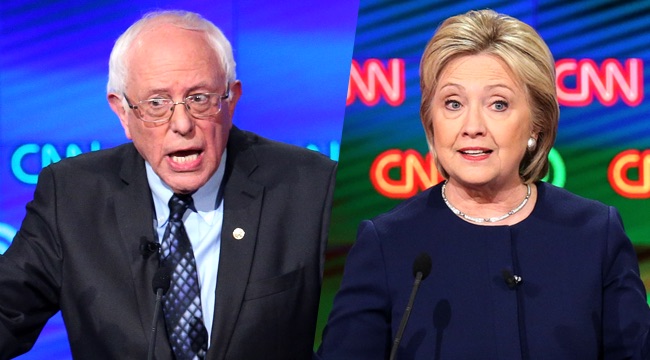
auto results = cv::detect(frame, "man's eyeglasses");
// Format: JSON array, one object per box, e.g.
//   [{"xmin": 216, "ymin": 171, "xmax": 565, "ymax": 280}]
[{"xmin": 123, "ymin": 82, "xmax": 230, "ymax": 124}]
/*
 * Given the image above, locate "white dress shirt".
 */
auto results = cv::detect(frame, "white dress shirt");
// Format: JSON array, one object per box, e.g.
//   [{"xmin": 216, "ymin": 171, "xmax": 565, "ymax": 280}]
[{"xmin": 145, "ymin": 150, "xmax": 226, "ymax": 345}]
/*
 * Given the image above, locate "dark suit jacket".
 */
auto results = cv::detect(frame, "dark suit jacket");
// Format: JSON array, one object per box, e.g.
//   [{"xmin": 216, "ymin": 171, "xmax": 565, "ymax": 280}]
[
  {"xmin": 317, "ymin": 182, "xmax": 650, "ymax": 359},
  {"xmin": 0, "ymin": 126, "xmax": 336, "ymax": 360}
]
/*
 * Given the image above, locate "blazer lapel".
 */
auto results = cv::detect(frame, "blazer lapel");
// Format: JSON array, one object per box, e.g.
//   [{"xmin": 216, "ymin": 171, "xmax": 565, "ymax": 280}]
[
  {"xmin": 112, "ymin": 144, "xmax": 170, "ymax": 356},
  {"xmin": 209, "ymin": 128, "xmax": 264, "ymax": 360}
]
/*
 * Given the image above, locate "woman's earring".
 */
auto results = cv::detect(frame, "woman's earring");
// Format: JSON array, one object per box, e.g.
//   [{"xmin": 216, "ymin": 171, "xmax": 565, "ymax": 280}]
[{"xmin": 527, "ymin": 137, "xmax": 537, "ymax": 151}]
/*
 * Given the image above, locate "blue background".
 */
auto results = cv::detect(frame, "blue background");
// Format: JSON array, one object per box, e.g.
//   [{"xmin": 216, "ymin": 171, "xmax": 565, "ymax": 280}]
[{"xmin": 0, "ymin": 0, "xmax": 358, "ymax": 358}]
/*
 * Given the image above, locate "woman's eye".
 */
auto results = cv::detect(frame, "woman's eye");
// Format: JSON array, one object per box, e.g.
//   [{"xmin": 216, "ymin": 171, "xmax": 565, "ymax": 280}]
[
  {"xmin": 444, "ymin": 99, "xmax": 461, "ymax": 110},
  {"xmin": 492, "ymin": 100, "xmax": 508, "ymax": 111}
]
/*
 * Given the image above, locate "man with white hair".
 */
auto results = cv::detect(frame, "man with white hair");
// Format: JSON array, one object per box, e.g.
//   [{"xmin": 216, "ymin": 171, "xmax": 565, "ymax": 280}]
[{"xmin": 0, "ymin": 10, "xmax": 336, "ymax": 359}]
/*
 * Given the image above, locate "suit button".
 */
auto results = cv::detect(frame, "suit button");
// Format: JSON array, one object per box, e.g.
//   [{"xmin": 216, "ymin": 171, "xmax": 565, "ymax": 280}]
[{"xmin": 233, "ymin": 227, "xmax": 245, "ymax": 240}]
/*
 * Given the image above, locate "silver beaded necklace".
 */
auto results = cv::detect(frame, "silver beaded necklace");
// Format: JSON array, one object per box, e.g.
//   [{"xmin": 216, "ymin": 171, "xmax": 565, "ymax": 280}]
[{"xmin": 441, "ymin": 180, "xmax": 531, "ymax": 224}]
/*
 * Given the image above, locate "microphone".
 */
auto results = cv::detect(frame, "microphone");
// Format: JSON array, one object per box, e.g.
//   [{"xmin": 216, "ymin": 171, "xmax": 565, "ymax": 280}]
[
  {"xmin": 140, "ymin": 237, "xmax": 160, "ymax": 258},
  {"xmin": 502, "ymin": 269, "xmax": 522, "ymax": 289},
  {"xmin": 147, "ymin": 266, "xmax": 171, "ymax": 360},
  {"xmin": 389, "ymin": 252, "xmax": 432, "ymax": 360}
]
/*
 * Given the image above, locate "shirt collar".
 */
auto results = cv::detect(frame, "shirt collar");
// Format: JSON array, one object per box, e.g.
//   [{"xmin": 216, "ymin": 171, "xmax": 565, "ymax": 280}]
[{"xmin": 146, "ymin": 149, "xmax": 227, "ymax": 226}]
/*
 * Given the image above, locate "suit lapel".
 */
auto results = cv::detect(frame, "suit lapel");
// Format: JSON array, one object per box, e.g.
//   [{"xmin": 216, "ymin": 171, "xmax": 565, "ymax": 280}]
[
  {"xmin": 209, "ymin": 128, "xmax": 264, "ymax": 360},
  {"xmin": 112, "ymin": 145, "xmax": 170, "ymax": 356}
]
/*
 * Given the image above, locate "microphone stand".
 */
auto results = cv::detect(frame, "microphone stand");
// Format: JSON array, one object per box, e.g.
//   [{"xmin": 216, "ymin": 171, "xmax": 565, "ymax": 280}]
[
  {"xmin": 147, "ymin": 267, "xmax": 170, "ymax": 360},
  {"xmin": 389, "ymin": 271, "xmax": 424, "ymax": 360}
]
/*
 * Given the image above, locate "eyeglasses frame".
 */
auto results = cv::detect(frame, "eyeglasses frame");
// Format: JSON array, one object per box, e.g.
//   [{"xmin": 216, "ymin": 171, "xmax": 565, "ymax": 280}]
[{"xmin": 123, "ymin": 82, "xmax": 231, "ymax": 124}]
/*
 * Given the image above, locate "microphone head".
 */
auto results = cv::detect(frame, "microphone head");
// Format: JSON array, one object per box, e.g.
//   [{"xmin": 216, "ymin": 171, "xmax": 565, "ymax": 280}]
[
  {"xmin": 412, "ymin": 252, "xmax": 432, "ymax": 280},
  {"xmin": 152, "ymin": 266, "xmax": 172, "ymax": 295},
  {"xmin": 139, "ymin": 237, "xmax": 160, "ymax": 258},
  {"xmin": 501, "ymin": 269, "xmax": 513, "ymax": 283},
  {"xmin": 501, "ymin": 269, "xmax": 521, "ymax": 289}
]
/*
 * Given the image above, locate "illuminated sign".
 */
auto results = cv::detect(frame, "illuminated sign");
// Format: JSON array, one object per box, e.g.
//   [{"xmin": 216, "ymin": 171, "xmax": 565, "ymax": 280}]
[
  {"xmin": 306, "ymin": 140, "xmax": 341, "ymax": 161},
  {"xmin": 0, "ymin": 223, "xmax": 16, "ymax": 254},
  {"xmin": 348, "ymin": 58, "xmax": 644, "ymax": 108},
  {"xmin": 371, "ymin": 148, "xmax": 567, "ymax": 199},
  {"xmin": 608, "ymin": 149, "xmax": 650, "ymax": 198},
  {"xmin": 370, "ymin": 149, "xmax": 442, "ymax": 198},
  {"xmin": 556, "ymin": 58, "xmax": 643, "ymax": 107},
  {"xmin": 11, "ymin": 141, "xmax": 101, "ymax": 184},
  {"xmin": 10, "ymin": 140, "xmax": 338, "ymax": 185},
  {"xmin": 347, "ymin": 59, "xmax": 406, "ymax": 106}
]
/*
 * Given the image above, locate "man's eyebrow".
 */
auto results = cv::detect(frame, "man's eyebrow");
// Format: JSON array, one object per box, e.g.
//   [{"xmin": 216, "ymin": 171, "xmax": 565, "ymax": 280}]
[{"xmin": 141, "ymin": 82, "xmax": 217, "ymax": 97}]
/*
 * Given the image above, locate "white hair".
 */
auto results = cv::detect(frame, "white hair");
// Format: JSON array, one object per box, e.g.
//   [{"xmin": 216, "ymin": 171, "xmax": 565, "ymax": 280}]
[{"xmin": 106, "ymin": 10, "xmax": 236, "ymax": 96}]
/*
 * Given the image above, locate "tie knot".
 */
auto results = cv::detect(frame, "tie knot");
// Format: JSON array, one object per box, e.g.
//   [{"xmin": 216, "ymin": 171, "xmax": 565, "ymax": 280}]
[{"xmin": 168, "ymin": 193, "xmax": 194, "ymax": 220}]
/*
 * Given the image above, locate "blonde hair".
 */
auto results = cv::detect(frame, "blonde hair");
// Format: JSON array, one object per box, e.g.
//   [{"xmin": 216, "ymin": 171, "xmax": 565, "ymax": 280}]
[{"xmin": 419, "ymin": 9, "xmax": 558, "ymax": 183}]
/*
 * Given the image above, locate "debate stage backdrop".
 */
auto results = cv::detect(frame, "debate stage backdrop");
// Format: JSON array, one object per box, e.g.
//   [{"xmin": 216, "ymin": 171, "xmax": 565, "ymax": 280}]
[
  {"xmin": 4, "ymin": 0, "xmax": 650, "ymax": 357},
  {"xmin": 0, "ymin": 0, "xmax": 357, "ymax": 358},
  {"xmin": 316, "ymin": 0, "xmax": 650, "ymax": 345}
]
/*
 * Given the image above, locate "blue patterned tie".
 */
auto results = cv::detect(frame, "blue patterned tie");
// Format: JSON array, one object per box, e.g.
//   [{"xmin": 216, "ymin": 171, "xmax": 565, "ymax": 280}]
[{"xmin": 160, "ymin": 193, "xmax": 208, "ymax": 360}]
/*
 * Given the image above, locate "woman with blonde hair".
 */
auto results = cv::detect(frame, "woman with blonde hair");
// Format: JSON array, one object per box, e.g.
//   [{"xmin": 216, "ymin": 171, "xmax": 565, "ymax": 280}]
[{"xmin": 317, "ymin": 9, "xmax": 650, "ymax": 359}]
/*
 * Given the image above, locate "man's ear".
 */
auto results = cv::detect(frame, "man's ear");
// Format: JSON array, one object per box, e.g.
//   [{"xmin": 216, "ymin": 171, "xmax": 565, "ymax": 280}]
[
  {"xmin": 227, "ymin": 80, "xmax": 242, "ymax": 119},
  {"xmin": 108, "ymin": 93, "xmax": 133, "ymax": 140}
]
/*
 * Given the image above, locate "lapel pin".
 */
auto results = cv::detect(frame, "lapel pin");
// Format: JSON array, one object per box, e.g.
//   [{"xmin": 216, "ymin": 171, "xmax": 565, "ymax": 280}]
[{"xmin": 233, "ymin": 227, "xmax": 245, "ymax": 240}]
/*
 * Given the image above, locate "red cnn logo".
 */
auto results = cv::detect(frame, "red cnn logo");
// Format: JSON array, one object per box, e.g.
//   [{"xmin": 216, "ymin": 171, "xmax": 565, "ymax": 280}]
[
  {"xmin": 370, "ymin": 149, "xmax": 444, "ymax": 199},
  {"xmin": 348, "ymin": 59, "xmax": 406, "ymax": 106},
  {"xmin": 556, "ymin": 58, "xmax": 643, "ymax": 107},
  {"xmin": 608, "ymin": 149, "xmax": 650, "ymax": 199}
]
